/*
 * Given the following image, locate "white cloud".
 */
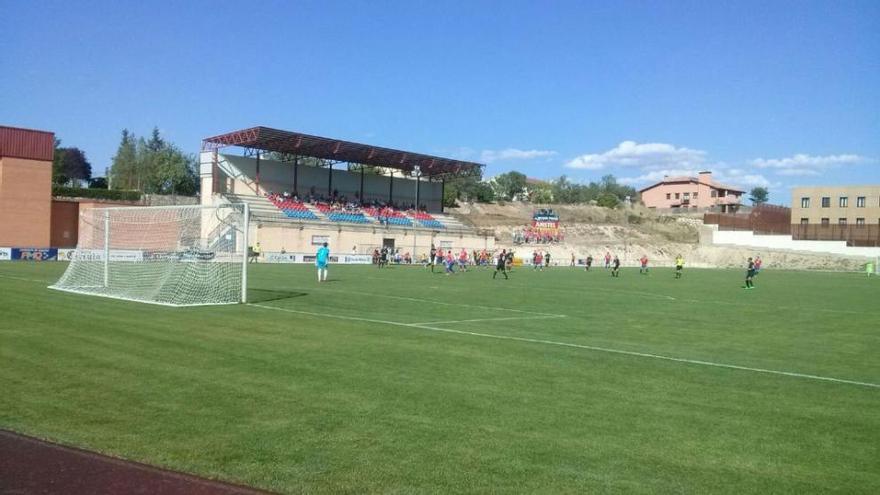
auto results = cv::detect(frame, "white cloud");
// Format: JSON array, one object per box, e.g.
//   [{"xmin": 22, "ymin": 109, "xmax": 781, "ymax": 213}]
[
  {"xmin": 565, "ymin": 141, "xmax": 707, "ymax": 170},
  {"xmin": 480, "ymin": 148, "xmax": 557, "ymax": 163},
  {"xmin": 751, "ymin": 153, "xmax": 866, "ymax": 176}
]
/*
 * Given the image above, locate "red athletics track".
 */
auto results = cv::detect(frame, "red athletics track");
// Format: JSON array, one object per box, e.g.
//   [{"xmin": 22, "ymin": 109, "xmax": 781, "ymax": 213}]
[{"xmin": 0, "ymin": 430, "xmax": 273, "ymax": 494}]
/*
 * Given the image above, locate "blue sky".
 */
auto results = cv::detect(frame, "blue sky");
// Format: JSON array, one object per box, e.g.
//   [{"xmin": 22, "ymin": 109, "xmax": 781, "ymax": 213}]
[{"xmin": 2, "ymin": 0, "xmax": 877, "ymax": 204}]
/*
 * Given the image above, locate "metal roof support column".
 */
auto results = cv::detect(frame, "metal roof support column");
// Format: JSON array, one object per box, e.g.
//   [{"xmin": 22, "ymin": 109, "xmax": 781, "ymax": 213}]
[
  {"xmin": 415, "ymin": 169, "xmax": 421, "ymax": 211},
  {"xmin": 255, "ymin": 152, "xmax": 261, "ymax": 194},
  {"xmin": 328, "ymin": 162, "xmax": 333, "ymax": 196},
  {"xmin": 389, "ymin": 171, "xmax": 394, "ymax": 203},
  {"xmin": 293, "ymin": 156, "xmax": 299, "ymax": 195},
  {"xmin": 441, "ymin": 179, "xmax": 446, "ymax": 213},
  {"xmin": 360, "ymin": 166, "xmax": 365, "ymax": 203}
]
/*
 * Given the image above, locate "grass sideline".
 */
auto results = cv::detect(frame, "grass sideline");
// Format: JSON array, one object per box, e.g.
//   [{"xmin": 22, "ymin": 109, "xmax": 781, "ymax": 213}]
[{"xmin": 1, "ymin": 261, "xmax": 878, "ymax": 493}]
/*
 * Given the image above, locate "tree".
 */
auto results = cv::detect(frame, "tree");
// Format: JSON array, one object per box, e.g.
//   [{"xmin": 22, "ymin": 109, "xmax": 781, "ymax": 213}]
[
  {"xmin": 109, "ymin": 127, "xmax": 199, "ymax": 196},
  {"xmin": 749, "ymin": 187, "xmax": 769, "ymax": 205},
  {"xmin": 442, "ymin": 173, "xmax": 494, "ymax": 207},
  {"xmin": 89, "ymin": 177, "xmax": 108, "ymax": 189},
  {"xmin": 110, "ymin": 129, "xmax": 138, "ymax": 190},
  {"xmin": 596, "ymin": 192, "xmax": 620, "ymax": 208},
  {"xmin": 53, "ymin": 146, "xmax": 92, "ymax": 185},
  {"xmin": 490, "ymin": 171, "xmax": 527, "ymax": 201}
]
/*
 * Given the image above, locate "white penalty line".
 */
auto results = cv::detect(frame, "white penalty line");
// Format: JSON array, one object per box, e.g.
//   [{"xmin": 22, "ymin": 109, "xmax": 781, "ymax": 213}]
[
  {"xmin": 249, "ymin": 304, "xmax": 879, "ymax": 390},
  {"xmin": 411, "ymin": 315, "xmax": 567, "ymax": 326}
]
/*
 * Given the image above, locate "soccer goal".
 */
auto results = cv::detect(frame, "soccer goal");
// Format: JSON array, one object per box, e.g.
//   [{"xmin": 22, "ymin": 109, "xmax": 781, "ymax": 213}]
[{"xmin": 50, "ymin": 203, "xmax": 250, "ymax": 306}]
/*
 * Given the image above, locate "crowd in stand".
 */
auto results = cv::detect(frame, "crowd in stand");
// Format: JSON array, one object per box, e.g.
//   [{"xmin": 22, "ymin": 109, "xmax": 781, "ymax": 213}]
[
  {"xmin": 267, "ymin": 189, "xmax": 431, "ymax": 220},
  {"xmin": 514, "ymin": 227, "xmax": 564, "ymax": 244}
]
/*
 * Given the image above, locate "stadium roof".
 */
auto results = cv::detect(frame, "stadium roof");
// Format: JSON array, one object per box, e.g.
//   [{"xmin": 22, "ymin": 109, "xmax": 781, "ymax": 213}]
[{"xmin": 202, "ymin": 126, "xmax": 483, "ymax": 179}]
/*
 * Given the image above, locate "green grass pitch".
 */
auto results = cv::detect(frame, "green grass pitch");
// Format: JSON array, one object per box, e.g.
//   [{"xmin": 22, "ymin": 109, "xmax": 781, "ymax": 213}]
[{"xmin": 1, "ymin": 261, "xmax": 878, "ymax": 493}]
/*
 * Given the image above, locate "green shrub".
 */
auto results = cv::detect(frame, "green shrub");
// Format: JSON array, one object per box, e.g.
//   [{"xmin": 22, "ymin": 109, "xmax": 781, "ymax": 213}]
[{"xmin": 53, "ymin": 186, "xmax": 141, "ymax": 201}]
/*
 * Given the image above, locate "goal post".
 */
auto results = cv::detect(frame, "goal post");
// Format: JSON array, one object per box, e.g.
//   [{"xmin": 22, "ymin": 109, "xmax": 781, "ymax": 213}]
[{"xmin": 50, "ymin": 203, "xmax": 250, "ymax": 306}]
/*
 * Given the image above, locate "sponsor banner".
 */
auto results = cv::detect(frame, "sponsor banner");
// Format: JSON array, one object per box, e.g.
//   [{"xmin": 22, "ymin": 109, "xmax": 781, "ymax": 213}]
[
  {"xmin": 533, "ymin": 214, "xmax": 559, "ymax": 222},
  {"xmin": 12, "ymin": 248, "xmax": 58, "ymax": 261},
  {"xmin": 262, "ymin": 253, "xmax": 373, "ymax": 264},
  {"xmin": 57, "ymin": 249, "xmax": 145, "ymax": 262},
  {"xmin": 532, "ymin": 220, "xmax": 559, "ymax": 229},
  {"xmin": 264, "ymin": 253, "xmax": 297, "ymax": 263},
  {"xmin": 341, "ymin": 254, "xmax": 372, "ymax": 264},
  {"xmin": 0, "ymin": 247, "xmax": 11, "ymax": 261}
]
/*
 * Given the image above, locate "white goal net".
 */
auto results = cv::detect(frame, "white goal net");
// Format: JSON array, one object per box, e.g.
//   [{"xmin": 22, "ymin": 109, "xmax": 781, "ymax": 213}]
[{"xmin": 50, "ymin": 204, "xmax": 250, "ymax": 306}]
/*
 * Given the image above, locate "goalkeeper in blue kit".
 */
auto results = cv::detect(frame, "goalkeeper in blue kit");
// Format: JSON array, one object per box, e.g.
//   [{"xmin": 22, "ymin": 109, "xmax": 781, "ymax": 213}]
[{"xmin": 316, "ymin": 242, "xmax": 330, "ymax": 282}]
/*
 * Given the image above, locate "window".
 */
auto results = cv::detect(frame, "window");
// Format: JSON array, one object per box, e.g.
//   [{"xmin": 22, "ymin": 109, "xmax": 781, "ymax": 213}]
[
  {"xmin": 821, "ymin": 218, "xmax": 829, "ymax": 226},
  {"xmin": 683, "ymin": 192, "xmax": 690, "ymax": 199},
  {"xmin": 838, "ymin": 218, "xmax": 847, "ymax": 226},
  {"xmin": 675, "ymin": 193, "xmax": 680, "ymax": 199},
  {"xmin": 666, "ymin": 193, "xmax": 671, "ymax": 200},
  {"xmin": 800, "ymin": 197, "xmax": 810, "ymax": 208},
  {"xmin": 821, "ymin": 197, "xmax": 830, "ymax": 208},
  {"xmin": 800, "ymin": 218, "xmax": 809, "ymax": 225},
  {"xmin": 856, "ymin": 218, "xmax": 865, "ymax": 226},
  {"xmin": 711, "ymin": 190, "xmax": 717, "ymax": 198},
  {"xmin": 839, "ymin": 197, "xmax": 848, "ymax": 208},
  {"xmin": 856, "ymin": 196, "xmax": 866, "ymax": 208},
  {"xmin": 693, "ymin": 192, "xmax": 698, "ymax": 199}
]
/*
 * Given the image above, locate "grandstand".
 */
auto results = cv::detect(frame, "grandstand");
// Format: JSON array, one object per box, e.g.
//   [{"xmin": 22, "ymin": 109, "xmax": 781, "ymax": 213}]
[{"xmin": 200, "ymin": 127, "xmax": 494, "ymax": 257}]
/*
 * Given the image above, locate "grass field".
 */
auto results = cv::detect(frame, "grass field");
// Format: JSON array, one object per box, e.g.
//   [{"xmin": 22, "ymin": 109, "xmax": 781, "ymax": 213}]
[{"xmin": 1, "ymin": 261, "xmax": 878, "ymax": 494}]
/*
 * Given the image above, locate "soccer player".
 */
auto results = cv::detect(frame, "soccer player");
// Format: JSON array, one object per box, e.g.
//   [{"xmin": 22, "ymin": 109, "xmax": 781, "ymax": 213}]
[
  {"xmin": 744, "ymin": 257, "xmax": 756, "ymax": 289},
  {"xmin": 754, "ymin": 255, "xmax": 763, "ymax": 276},
  {"xmin": 585, "ymin": 254, "xmax": 593, "ymax": 271},
  {"xmin": 315, "ymin": 242, "xmax": 330, "ymax": 282},
  {"xmin": 445, "ymin": 250, "xmax": 456, "ymax": 275},
  {"xmin": 458, "ymin": 248, "xmax": 469, "ymax": 272},
  {"xmin": 570, "ymin": 252, "xmax": 576, "ymax": 267},
  {"xmin": 674, "ymin": 254, "xmax": 684, "ymax": 279},
  {"xmin": 639, "ymin": 254, "xmax": 649, "ymax": 275},
  {"xmin": 604, "ymin": 251, "xmax": 611, "ymax": 269},
  {"xmin": 611, "ymin": 255, "xmax": 621, "ymax": 277},
  {"xmin": 534, "ymin": 251, "xmax": 543, "ymax": 271},
  {"xmin": 429, "ymin": 244, "xmax": 437, "ymax": 273},
  {"xmin": 545, "ymin": 252, "xmax": 551, "ymax": 268},
  {"xmin": 493, "ymin": 249, "xmax": 509, "ymax": 279}
]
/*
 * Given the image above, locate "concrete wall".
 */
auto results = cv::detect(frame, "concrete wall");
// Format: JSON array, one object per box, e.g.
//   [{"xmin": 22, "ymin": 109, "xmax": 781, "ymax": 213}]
[
  {"xmin": 791, "ymin": 185, "xmax": 880, "ymax": 225},
  {"xmin": 201, "ymin": 152, "xmax": 444, "ymax": 211},
  {"xmin": 0, "ymin": 156, "xmax": 52, "ymax": 246},
  {"xmin": 712, "ymin": 229, "xmax": 880, "ymax": 257},
  {"xmin": 252, "ymin": 223, "xmax": 494, "ymax": 257}
]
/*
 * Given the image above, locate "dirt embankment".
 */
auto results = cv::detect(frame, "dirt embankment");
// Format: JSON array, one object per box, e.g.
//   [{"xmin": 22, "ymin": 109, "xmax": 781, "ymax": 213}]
[{"xmin": 447, "ymin": 202, "xmax": 868, "ymax": 271}]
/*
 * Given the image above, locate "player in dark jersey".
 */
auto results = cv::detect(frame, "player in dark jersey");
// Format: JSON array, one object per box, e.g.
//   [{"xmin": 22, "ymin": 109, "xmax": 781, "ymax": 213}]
[
  {"xmin": 744, "ymin": 257, "xmax": 756, "ymax": 289},
  {"xmin": 493, "ymin": 249, "xmax": 509, "ymax": 279},
  {"xmin": 429, "ymin": 244, "xmax": 437, "ymax": 273},
  {"xmin": 611, "ymin": 255, "xmax": 621, "ymax": 277},
  {"xmin": 585, "ymin": 255, "xmax": 593, "ymax": 271}
]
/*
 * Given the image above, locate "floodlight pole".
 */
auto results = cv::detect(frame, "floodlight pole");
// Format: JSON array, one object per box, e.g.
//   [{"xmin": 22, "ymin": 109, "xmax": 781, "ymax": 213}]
[
  {"xmin": 241, "ymin": 203, "xmax": 250, "ymax": 304},
  {"xmin": 103, "ymin": 210, "xmax": 110, "ymax": 288}
]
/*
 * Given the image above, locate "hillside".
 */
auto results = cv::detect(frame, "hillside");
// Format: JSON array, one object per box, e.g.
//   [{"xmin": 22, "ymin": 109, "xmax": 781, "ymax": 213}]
[{"xmin": 447, "ymin": 202, "xmax": 868, "ymax": 271}]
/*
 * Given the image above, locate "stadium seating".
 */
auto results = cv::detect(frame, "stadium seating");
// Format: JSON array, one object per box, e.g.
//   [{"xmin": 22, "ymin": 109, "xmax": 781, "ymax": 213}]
[
  {"xmin": 267, "ymin": 195, "xmax": 319, "ymax": 220},
  {"xmin": 409, "ymin": 211, "xmax": 445, "ymax": 229},
  {"xmin": 363, "ymin": 206, "xmax": 413, "ymax": 227}
]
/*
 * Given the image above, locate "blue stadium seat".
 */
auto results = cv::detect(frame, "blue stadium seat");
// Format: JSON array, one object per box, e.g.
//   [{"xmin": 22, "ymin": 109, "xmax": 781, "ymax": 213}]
[
  {"xmin": 284, "ymin": 209, "xmax": 318, "ymax": 220},
  {"xmin": 419, "ymin": 219, "xmax": 444, "ymax": 229}
]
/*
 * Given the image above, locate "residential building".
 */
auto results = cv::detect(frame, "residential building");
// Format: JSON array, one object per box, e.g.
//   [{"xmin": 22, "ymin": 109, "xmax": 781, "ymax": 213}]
[
  {"xmin": 791, "ymin": 185, "xmax": 880, "ymax": 246},
  {"xmin": 792, "ymin": 185, "xmax": 880, "ymax": 225},
  {"xmin": 639, "ymin": 171, "xmax": 744, "ymax": 212}
]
